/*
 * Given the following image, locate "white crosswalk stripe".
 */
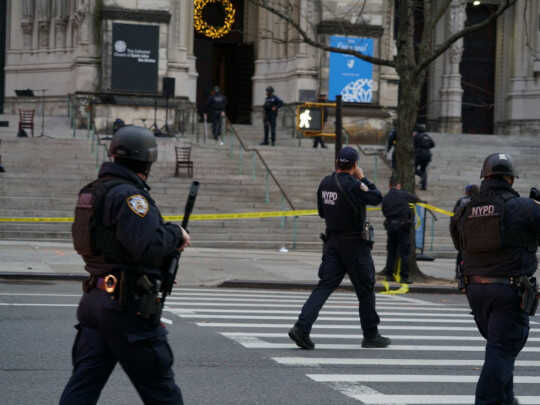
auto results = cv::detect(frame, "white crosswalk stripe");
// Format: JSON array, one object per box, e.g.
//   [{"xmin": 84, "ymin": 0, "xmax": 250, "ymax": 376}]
[{"xmin": 168, "ymin": 287, "xmax": 540, "ymax": 404}]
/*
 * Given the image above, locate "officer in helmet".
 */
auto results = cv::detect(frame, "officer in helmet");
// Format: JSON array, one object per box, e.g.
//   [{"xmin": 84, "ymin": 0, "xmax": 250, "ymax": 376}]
[
  {"xmin": 413, "ymin": 123, "xmax": 435, "ymax": 190},
  {"xmin": 261, "ymin": 86, "xmax": 283, "ymax": 146},
  {"xmin": 288, "ymin": 147, "xmax": 391, "ymax": 350},
  {"xmin": 60, "ymin": 126, "xmax": 190, "ymax": 404},
  {"xmin": 451, "ymin": 153, "xmax": 540, "ymax": 405}
]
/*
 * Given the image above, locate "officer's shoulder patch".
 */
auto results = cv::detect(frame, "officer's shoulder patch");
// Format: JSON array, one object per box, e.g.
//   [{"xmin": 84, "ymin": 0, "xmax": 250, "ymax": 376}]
[{"xmin": 126, "ymin": 194, "xmax": 149, "ymax": 218}]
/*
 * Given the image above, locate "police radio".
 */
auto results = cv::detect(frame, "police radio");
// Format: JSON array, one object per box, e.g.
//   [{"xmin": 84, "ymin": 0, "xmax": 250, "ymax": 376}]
[{"xmin": 161, "ymin": 181, "xmax": 199, "ymax": 303}]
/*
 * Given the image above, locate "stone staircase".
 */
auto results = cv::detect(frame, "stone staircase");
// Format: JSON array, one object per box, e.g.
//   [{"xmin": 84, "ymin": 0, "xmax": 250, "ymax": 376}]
[{"xmin": 1, "ymin": 117, "xmax": 538, "ymax": 256}]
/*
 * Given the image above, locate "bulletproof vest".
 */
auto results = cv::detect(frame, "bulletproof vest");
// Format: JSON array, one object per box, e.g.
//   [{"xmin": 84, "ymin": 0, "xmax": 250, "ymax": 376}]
[
  {"xmin": 210, "ymin": 94, "xmax": 226, "ymax": 111},
  {"xmin": 415, "ymin": 133, "xmax": 434, "ymax": 149},
  {"xmin": 457, "ymin": 191, "xmax": 531, "ymax": 276},
  {"xmin": 264, "ymin": 96, "xmax": 277, "ymax": 112},
  {"xmin": 320, "ymin": 174, "xmax": 364, "ymax": 233},
  {"xmin": 72, "ymin": 177, "xmax": 134, "ymax": 274}
]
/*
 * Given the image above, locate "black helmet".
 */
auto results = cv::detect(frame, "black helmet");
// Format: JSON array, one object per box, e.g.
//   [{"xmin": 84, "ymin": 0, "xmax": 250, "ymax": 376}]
[
  {"xmin": 414, "ymin": 123, "xmax": 427, "ymax": 132},
  {"xmin": 109, "ymin": 125, "xmax": 158, "ymax": 163},
  {"xmin": 480, "ymin": 153, "xmax": 517, "ymax": 178},
  {"xmin": 266, "ymin": 86, "xmax": 274, "ymax": 94}
]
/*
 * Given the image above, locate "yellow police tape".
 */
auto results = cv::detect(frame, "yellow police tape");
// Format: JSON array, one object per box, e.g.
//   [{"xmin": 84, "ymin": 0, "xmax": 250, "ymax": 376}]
[
  {"xmin": 0, "ymin": 204, "xmax": 454, "ymax": 223},
  {"xmin": 380, "ymin": 280, "xmax": 410, "ymax": 295}
]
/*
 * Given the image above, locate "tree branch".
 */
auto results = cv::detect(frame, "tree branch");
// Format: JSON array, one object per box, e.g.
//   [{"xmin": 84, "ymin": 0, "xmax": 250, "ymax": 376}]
[
  {"xmin": 416, "ymin": 0, "xmax": 517, "ymax": 75},
  {"xmin": 430, "ymin": 0, "xmax": 453, "ymax": 32},
  {"xmin": 248, "ymin": 0, "xmax": 395, "ymax": 67}
]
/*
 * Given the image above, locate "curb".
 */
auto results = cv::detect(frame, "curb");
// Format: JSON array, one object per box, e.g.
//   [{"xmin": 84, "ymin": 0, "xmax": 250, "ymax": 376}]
[
  {"xmin": 219, "ymin": 279, "xmax": 460, "ymax": 294},
  {"xmin": 0, "ymin": 273, "xmax": 86, "ymax": 281},
  {"xmin": 0, "ymin": 273, "xmax": 459, "ymax": 294}
]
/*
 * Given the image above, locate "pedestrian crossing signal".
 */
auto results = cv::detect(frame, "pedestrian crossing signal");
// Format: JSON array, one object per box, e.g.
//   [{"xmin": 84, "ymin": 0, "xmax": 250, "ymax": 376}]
[{"xmin": 296, "ymin": 106, "xmax": 323, "ymax": 131}]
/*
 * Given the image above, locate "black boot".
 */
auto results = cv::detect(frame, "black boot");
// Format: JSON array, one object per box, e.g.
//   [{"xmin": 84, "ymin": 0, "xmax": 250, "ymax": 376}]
[
  {"xmin": 362, "ymin": 333, "xmax": 391, "ymax": 348},
  {"xmin": 288, "ymin": 326, "xmax": 315, "ymax": 350}
]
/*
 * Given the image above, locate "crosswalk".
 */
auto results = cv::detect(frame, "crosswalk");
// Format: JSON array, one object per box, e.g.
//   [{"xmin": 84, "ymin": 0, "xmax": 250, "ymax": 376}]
[{"xmin": 167, "ymin": 287, "xmax": 540, "ymax": 405}]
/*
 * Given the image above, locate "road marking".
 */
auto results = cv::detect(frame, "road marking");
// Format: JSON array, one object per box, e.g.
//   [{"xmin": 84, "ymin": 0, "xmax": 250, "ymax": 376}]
[
  {"xmin": 223, "ymin": 335, "xmax": 540, "ymax": 352},
  {"xmin": 0, "ymin": 303, "xmax": 77, "ymax": 307},
  {"xmin": 172, "ymin": 308, "xmax": 472, "ymax": 317},
  {"xmin": 220, "ymin": 332, "xmax": 540, "ymax": 342},
  {"xmin": 195, "ymin": 322, "xmax": 540, "ymax": 332},
  {"xmin": 165, "ymin": 302, "xmax": 470, "ymax": 311},
  {"xmin": 272, "ymin": 357, "xmax": 540, "ymax": 367},
  {"xmin": 307, "ymin": 374, "xmax": 540, "ymax": 383},
  {"xmin": 172, "ymin": 313, "xmax": 478, "ymax": 323}
]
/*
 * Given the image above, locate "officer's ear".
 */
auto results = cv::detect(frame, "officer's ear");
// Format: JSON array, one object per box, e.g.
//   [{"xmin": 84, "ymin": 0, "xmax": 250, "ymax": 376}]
[{"xmin": 504, "ymin": 176, "xmax": 514, "ymax": 185}]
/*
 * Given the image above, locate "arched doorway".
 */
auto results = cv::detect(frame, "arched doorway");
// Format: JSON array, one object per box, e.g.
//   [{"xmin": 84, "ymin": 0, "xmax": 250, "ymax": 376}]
[{"xmin": 194, "ymin": 0, "xmax": 254, "ymax": 124}]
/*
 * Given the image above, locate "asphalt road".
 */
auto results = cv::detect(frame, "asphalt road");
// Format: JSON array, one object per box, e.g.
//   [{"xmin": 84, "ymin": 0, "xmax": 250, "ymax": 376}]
[{"xmin": 2, "ymin": 280, "xmax": 540, "ymax": 405}]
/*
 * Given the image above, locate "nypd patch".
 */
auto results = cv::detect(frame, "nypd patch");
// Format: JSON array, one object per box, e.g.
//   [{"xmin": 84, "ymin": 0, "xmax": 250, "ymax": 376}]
[{"xmin": 127, "ymin": 195, "xmax": 149, "ymax": 218}]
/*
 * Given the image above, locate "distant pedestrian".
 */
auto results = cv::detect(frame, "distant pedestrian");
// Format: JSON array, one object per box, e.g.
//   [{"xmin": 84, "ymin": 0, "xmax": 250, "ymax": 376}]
[
  {"xmin": 386, "ymin": 126, "xmax": 397, "ymax": 169},
  {"xmin": 261, "ymin": 86, "xmax": 283, "ymax": 146},
  {"xmin": 204, "ymin": 86, "xmax": 227, "ymax": 145},
  {"xmin": 413, "ymin": 123, "xmax": 435, "ymax": 190},
  {"xmin": 382, "ymin": 177, "xmax": 423, "ymax": 284},
  {"xmin": 313, "ymin": 94, "xmax": 328, "ymax": 149}
]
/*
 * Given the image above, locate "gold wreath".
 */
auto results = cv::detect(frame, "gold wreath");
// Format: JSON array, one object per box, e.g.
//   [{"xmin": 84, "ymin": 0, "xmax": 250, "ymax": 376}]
[{"xmin": 194, "ymin": 0, "xmax": 236, "ymax": 39}]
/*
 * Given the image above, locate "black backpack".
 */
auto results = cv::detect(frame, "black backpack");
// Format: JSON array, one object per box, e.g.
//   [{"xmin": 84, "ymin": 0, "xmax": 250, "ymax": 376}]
[{"xmin": 416, "ymin": 133, "xmax": 434, "ymax": 149}]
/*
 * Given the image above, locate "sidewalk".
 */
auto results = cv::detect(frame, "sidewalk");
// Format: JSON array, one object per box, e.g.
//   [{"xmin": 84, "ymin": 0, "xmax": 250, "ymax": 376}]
[{"xmin": 0, "ymin": 240, "xmax": 459, "ymax": 294}]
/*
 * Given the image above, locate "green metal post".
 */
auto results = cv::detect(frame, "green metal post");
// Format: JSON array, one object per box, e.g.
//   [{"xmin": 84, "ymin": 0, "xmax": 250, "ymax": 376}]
[
  {"xmin": 72, "ymin": 114, "xmax": 76, "ymax": 138},
  {"xmin": 292, "ymin": 216, "xmax": 298, "ymax": 250},
  {"xmin": 373, "ymin": 155, "xmax": 378, "ymax": 184},
  {"xmin": 265, "ymin": 171, "xmax": 270, "ymax": 203},
  {"xmin": 430, "ymin": 215, "xmax": 435, "ymax": 251},
  {"xmin": 87, "ymin": 107, "xmax": 91, "ymax": 138},
  {"xmin": 239, "ymin": 148, "xmax": 244, "ymax": 175},
  {"xmin": 252, "ymin": 152, "xmax": 257, "ymax": 179},
  {"xmin": 229, "ymin": 137, "xmax": 234, "ymax": 158},
  {"xmin": 280, "ymin": 197, "xmax": 286, "ymax": 229}
]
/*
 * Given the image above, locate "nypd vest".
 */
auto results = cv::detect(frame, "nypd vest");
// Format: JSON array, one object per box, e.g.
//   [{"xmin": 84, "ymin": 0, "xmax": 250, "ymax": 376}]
[
  {"xmin": 319, "ymin": 174, "xmax": 364, "ymax": 233},
  {"xmin": 457, "ymin": 191, "xmax": 535, "ymax": 277},
  {"xmin": 72, "ymin": 177, "xmax": 133, "ymax": 276}
]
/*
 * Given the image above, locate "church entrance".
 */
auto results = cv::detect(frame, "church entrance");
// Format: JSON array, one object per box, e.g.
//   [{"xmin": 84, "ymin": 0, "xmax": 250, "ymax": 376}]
[
  {"xmin": 194, "ymin": 0, "xmax": 254, "ymax": 124},
  {"xmin": 461, "ymin": 4, "xmax": 497, "ymax": 134}
]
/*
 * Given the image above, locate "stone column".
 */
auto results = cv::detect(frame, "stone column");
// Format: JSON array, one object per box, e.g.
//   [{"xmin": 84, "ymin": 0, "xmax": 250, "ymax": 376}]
[
  {"xmin": 21, "ymin": 0, "xmax": 36, "ymax": 49},
  {"xmin": 53, "ymin": 0, "xmax": 69, "ymax": 48},
  {"xmin": 37, "ymin": 0, "xmax": 52, "ymax": 48},
  {"xmin": 439, "ymin": 0, "xmax": 466, "ymax": 133}
]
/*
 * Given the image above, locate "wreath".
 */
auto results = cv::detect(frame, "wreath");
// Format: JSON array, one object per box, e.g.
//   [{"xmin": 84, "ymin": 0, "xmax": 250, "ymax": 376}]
[{"xmin": 194, "ymin": 0, "xmax": 236, "ymax": 39}]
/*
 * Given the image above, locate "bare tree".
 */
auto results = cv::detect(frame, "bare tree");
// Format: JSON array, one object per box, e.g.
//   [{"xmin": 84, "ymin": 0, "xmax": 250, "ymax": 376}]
[{"xmin": 249, "ymin": 0, "xmax": 517, "ymax": 280}]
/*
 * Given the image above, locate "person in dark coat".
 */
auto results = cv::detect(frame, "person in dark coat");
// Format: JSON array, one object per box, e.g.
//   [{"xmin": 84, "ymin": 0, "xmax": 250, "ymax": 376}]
[
  {"xmin": 451, "ymin": 153, "xmax": 540, "ymax": 405},
  {"xmin": 413, "ymin": 124, "xmax": 435, "ymax": 190},
  {"xmin": 288, "ymin": 146, "xmax": 390, "ymax": 350},
  {"xmin": 261, "ymin": 86, "xmax": 283, "ymax": 146},
  {"xmin": 60, "ymin": 126, "xmax": 190, "ymax": 405},
  {"xmin": 204, "ymin": 86, "xmax": 227, "ymax": 145},
  {"xmin": 382, "ymin": 177, "xmax": 423, "ymax": 284}
]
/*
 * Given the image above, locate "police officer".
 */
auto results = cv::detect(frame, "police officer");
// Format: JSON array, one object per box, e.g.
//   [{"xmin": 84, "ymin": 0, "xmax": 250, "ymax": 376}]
[
  {"xmin": 261, "ymin": 86, "xmax": 283, "ymax": 146},
  {"xmin": 60, "ymin": 126, "xmax": 190, "ymax": 404},
  {"xmin": 451, "ymin": 153, "xmax": 540, "ymax": 405},
  {"xmin": 382, "ymin": 177, "xmax": 423, "ymax": 284},
  {"xmin": 386, "ymin": 125, "xmax": 397, "ymax": 169},
  {"xmin": 288, "ymin": 146, "xmax": 391, "ymax": 350},
  {"xmin": 204, "ymin": 85, "xmax": 227, "ymax": 145},
  {"xmin": 413, "ymin": 123, "xmax": 435, "ymax": 190}
]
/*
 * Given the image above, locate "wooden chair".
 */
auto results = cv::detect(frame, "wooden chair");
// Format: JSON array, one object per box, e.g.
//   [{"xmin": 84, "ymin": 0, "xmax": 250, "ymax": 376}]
[
  {"xmin": 175, "ymin": 146, "xmax": 194, "ymax": 178},
  {"xmin": 19, "ymin": 109, "xmax": 35, "ymax": 137}
]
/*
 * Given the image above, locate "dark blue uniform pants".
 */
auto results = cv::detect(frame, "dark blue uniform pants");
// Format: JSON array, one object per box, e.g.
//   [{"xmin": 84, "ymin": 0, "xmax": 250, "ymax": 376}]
[
  {"xmin": 466, "ymin": 283, "xmax": 529, "ymax": 405},
  {"xmin": 60, "ymin": 289, "xmax": 183, "ymax": 405},
  {"xmin": 211, "ymin": 114, "xmax": 223, "ymax": 140},
  {"xmin": 295, "ymin": 236, "xmax": 380, "ymax": 338},
  {"xmin": 263, "ymin": 114, "xmax": 277, "ymax": 144},
  {"xmin": 415, "ymin": 155, "xmax": 430, "ymax": 189},
  {"xmin": 384, "ymin": 224, "xmax": 411, "ymax": 280}
]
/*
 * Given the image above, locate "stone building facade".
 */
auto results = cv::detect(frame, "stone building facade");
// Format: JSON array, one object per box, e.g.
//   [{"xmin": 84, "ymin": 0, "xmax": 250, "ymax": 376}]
[{"xmin": 2, "ymin": 0, "xmax": 539, "ymax": 134}]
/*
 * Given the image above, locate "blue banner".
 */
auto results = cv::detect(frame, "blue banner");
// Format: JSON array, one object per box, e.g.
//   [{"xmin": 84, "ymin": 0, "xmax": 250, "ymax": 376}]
[
  {"xmin": 415, "ymin": 205, "xmax": 425, "ymax": 250},
  {"xmin": 328, "ymin": 36, "xmax": 374, "ymax": 103}
]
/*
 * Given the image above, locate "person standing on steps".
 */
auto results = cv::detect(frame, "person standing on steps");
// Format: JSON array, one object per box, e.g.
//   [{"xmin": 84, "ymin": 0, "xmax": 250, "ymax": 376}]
[
  {"xmin": 204, "ymin": 86, "xmax": 227, "ymax": 146},
  {"xmin": 288, "ymin": 146, "xmax": 391, "ymax": 350},
  {"xmin": 313, "ymin": 94, "xmax": 328, "ymax": 149},
  {"xmin": 261, "ymin": 86, "xmax": 283, "ymax": 146}
]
